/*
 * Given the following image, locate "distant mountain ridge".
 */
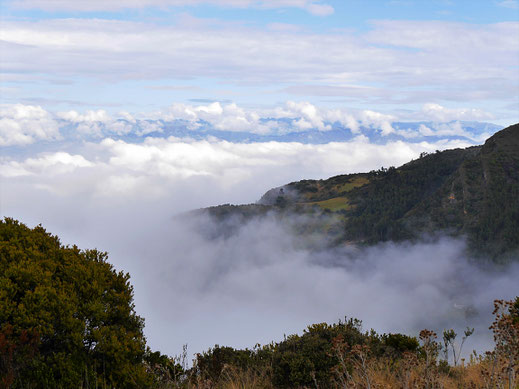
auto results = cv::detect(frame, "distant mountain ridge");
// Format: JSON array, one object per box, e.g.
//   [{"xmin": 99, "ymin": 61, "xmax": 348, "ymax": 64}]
[{"xmin": 198, "ymin": 123, "xmax": 519, "ymax": 261}]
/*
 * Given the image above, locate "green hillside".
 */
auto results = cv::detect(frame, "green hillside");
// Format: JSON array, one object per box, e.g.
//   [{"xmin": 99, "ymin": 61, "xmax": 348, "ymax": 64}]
[{"xmin": 201, "ymin": 123, "xmax": 519, "ymax": 260}]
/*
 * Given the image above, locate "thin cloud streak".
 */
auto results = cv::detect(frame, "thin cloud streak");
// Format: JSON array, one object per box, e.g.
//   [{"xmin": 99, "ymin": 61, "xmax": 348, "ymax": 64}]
[{"xmin": 7, "ymin": 0, "xmax": 334, "ymax": 15}]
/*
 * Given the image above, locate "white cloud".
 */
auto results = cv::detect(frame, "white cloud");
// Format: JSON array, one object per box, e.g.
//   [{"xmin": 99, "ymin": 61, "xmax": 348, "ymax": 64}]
[
  {"xmin": 497, "ymin": 0, "xmax": 519, "ymax": 9},
  {"xmin": 421, "ymin": 103, "xmax": 494, "ymax": 122},
  {"xmin": 1, "ymin": 19, "xmax": 517, "ymax": 107},
  {"xmin": 57, "ymin": 109, "xmax": 134, "ymax": 136},
  {"xmin": 0, "ymin": 151, "xmax": 93, "ymax": 177},
  {"xmin": 57, "ymin": 109, "xmax": 111, "ymax": 123},
  {"xmin": 136, "ymin": 121, "xmax": 163, "ymax": 136},
  {"xmin": 366, "ymin": 20, "xmax": 519, "ymax": 54},
  {"xmin": 158, "ymin": 102, "xmax": 274, "ymax": 134},
  {"xmin": 156, "ymin": 101, "xmax": 398, "ymax": 134},
  {"xmin": 0, "ymin": 104, "xmax": 61, "ymax": 146},
  {"xmin": 358, "ymin": 110, "xmax": 396, "ymax": 135},
  {"xmin": 2, "ymin": 101, "xmax": 499, "ymax": 145},
  {"xmin": 157, "ymin": 101, "xmax": 364, "ymax": 134},
  {"xmin": 273, "ymin": 101, "xmax": 331, "ymax": 131},
  {"xmin": 1, "ymin": 135, "xmax": 473, "ymax": 200},
  {"xmin": 305, "ymin": 2, "xmax": 334, "ymax": 16}
]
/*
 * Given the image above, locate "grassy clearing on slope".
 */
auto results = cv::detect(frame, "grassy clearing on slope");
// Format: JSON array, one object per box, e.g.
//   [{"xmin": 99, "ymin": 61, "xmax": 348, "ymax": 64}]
[
  {"xmin": 304, "ymin": 196, "xmax": 351, "ymax": 211},
  {"xmin": 338, "ymin": 176, "xmax": 370, "ymax": 193}
]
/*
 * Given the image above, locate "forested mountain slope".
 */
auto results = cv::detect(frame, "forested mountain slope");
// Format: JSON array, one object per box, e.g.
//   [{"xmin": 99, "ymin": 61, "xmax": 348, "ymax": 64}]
[{"xmin": 200, "ymin": 123, "xmax": 519, "ymax": 260}]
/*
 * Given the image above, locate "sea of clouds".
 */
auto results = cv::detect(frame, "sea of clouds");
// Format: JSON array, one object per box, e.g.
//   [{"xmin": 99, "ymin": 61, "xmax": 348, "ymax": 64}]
[{"xmin": 1, "ymin": 116, "xmax": 517, "ymax": 360}]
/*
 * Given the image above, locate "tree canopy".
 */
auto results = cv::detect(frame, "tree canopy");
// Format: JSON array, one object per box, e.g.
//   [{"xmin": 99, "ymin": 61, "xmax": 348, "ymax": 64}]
[{"xmin": 0, "ymin": 218, "xmax": 150, "ymax": 388}]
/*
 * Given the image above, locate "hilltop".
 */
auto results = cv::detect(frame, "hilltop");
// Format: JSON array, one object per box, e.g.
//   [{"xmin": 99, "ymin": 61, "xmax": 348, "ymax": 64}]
[{"xmin": 199, "ymin": 123, "xmax": 519, "ymax": 260}]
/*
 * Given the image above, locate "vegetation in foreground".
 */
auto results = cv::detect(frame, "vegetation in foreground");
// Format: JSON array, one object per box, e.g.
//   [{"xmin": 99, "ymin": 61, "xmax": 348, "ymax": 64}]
[{"xmin": 1, "ymin": 219, "xmax": 518, "ymax": 388}]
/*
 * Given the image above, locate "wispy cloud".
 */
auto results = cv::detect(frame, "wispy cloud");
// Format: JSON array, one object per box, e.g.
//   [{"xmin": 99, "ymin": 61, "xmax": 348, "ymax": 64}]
[
  {"xmin": 7, "ymin": 0, "xmax": 334, "ymax": 15},
  {"xmin": 1, "ymin": 19, "xmax": 517, "ymax": 110},
  {"xmin": 497, "ymin": 0, "xmax": 519, "ymax": 9}
]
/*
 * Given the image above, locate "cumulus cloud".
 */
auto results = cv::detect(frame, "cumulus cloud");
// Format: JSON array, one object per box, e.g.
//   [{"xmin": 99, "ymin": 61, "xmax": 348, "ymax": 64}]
[
  {"xmin": 159, "ymin": 100, "xmax": 396, "ymax": 135},
  {"xmin": 0, "ymin": 103, "xmax": 501, "ymax": 146},
  {"xmin": 0, "ymin": 135, "xmax": 474, "ymax": 211},
  {"xmin": 421, "ymin": 103, "xmax": 494, "ymax": 122},
  {"xmin": 57, "ymin": 109, "xmax": 135, "ymax": 136},
  {"xmin": 0, "ymin": 104, "xmax": 60, "ymax": 146},
  {"xmin": 412, "ymin": 122, "xmax": 488, "ymax": 143},
  {"xmin": 358, "ymin": 110, "xmax": 396, "ymax": 135},
  {"xmin": 57, "ymin": 109, "xmax": 111, "ymax": 123},
  {"xmin": 159, "ymin": 102, "xmax": 274, "ymax": 134},
  {"xmin": 0, "ymin": 151, "xmax": 94, "ymax": 178},
  {"xmin": 273, "ymin": 101, "xmax": 332, "ymax": 131}
]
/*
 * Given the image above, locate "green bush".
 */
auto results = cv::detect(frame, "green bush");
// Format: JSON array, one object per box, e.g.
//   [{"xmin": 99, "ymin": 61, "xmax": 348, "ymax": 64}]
[{"xmin": 0, "ymin": 218, "xmax": 151, "ymax": 388}]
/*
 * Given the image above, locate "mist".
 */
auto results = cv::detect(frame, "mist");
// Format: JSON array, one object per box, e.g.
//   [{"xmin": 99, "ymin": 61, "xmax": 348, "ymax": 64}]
[
  {"xmin": 125, "ymin": 211, "xmax": 518, "ymax": 358},
  {"xmin": 1, "ymin": 137, "xmax": 517, "ymax": 361}
]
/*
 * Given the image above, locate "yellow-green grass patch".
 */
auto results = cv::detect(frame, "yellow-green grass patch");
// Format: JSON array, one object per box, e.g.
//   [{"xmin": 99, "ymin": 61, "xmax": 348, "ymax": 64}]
[
  {"xmin": 303, "ymin": 197, "xmax": 351, "ymax": 211},
  {"xmin": 338, "ymin": 176, "xmax": 370, "ymax": 192}
]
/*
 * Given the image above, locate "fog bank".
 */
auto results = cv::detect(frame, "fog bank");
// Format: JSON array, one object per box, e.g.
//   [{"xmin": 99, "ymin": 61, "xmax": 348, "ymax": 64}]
[{"xmin": 128, "ymin": 211, "xmax": 518, "ymax": 358}]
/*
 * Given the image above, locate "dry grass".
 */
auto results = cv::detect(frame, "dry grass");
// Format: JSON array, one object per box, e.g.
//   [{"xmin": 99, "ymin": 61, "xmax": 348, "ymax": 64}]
[{"xmin": 164, "ymin": 360, "xmax": 516, "ymax": 389}]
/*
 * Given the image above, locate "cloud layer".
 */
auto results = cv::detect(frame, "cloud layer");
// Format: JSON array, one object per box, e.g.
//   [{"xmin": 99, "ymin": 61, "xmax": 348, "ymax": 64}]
[
  {"xmin": 1, "ymin": 115, "xmax": 516, "ymax": 359},
  {"xmin": 2, "ymin": 0, "xmax": 517, "ymax": 363},
  {"xmin": 0, "ymin": 102, "xmax": 500, "ymax": 146},
  {"xmin": 1, "ymin": 18, "xmax": 517, "ymax": 107}
]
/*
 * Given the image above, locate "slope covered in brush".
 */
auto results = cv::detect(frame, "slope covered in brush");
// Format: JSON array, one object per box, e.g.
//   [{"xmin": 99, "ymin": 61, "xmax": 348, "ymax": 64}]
[
  {"xmin": 200, "ymin": 123, "xmax": 519, "ymax": 260},
  {"xmin": 408, "ymin": 123, "xmax": 519, "ymax": 259}
]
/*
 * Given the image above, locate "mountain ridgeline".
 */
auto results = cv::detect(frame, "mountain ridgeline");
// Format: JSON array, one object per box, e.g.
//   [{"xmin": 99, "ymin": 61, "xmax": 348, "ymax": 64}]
[{"xmin": 201, "ymin": 123, "xmax": 519, "ymax": 261}]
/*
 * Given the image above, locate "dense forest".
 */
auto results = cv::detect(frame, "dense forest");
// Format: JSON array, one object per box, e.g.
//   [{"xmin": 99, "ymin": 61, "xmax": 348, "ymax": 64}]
[
  {"xmin": 204, "ymin": 123, "xmax": 519, "ymax": 261},
  {"xmin": 1, "ymin": 219, "xmax": 518, "ymax": 388}
]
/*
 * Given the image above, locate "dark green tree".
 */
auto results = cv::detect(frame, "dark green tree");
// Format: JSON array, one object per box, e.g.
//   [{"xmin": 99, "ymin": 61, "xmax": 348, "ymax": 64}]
[{"xmin": 0, "ymin": 218, "xmax": 151, "ymax": 388}]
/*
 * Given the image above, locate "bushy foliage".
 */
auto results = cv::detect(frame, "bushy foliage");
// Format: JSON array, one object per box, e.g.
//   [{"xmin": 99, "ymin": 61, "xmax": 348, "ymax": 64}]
[
  {"xmin": 185, "ymin": 299, "xmax": 518, "ymax": 389},
  {"xmin": 0, "ymin": 218, "xmax": 151, "ymax": 388},
  {"xmin": 344, "ymin": 148, "xmax": 474, "ymax": 243},
  {"xmin": 189, "ymin": 318, "xmax": 420, "ymax": 388},
  {"xmin": 272, "ymin": 319, "xmax": 371, "ymax": 387}
]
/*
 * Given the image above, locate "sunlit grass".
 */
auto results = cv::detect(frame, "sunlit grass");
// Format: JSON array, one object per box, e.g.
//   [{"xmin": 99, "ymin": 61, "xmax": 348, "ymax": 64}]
[
  {"xmin": 338, "ymin": 176, "xmax": 370, "ymax": 192},
  {"xmin": 304, "ymin": 196, "xmax": 351, "ymax": 211}
]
